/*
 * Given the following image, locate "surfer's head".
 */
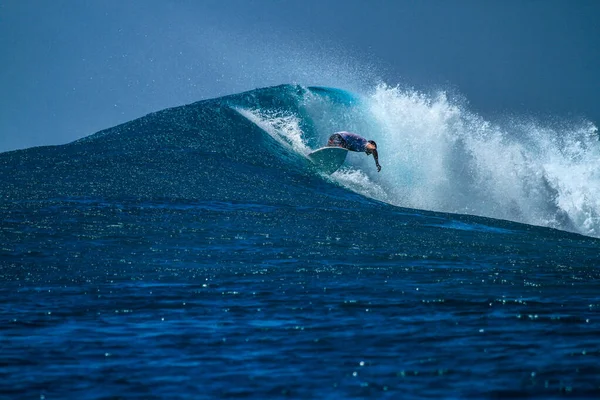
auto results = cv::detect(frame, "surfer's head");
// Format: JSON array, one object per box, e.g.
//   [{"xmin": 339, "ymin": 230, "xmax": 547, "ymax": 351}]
[{"xmin": 366, "ymin": 140, "xmax": 377, "ymax": 155}]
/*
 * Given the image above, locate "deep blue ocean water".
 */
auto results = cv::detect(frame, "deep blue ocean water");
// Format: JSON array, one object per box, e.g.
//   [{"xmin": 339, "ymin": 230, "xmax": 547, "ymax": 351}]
[{"xmin": 2, "ymin": 85, "xmax": 600, "ymax": 398}]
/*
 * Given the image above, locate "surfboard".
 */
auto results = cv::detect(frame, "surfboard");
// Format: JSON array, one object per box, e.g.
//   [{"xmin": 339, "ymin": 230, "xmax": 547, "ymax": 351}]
[{"xmin": 307, "ymin": 147, "xmax": 348, "ymax": 174}]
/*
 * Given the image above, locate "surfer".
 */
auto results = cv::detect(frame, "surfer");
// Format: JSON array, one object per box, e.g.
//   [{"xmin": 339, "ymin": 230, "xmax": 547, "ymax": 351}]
[{"xmin": 327, "ymin": 131, "xmax": 381, "ymax": 172}]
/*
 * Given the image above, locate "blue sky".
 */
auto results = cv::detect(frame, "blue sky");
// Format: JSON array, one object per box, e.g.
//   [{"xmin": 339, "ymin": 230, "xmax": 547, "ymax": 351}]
[{"xmin": 1, "ymin": 0, "xmax": 599, "ymax": 152}]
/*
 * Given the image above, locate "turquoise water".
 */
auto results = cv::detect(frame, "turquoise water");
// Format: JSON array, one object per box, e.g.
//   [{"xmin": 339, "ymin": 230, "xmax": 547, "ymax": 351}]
[{"xmin": 2, "ymin": 85, "xmax": 600, "ymax": 398}]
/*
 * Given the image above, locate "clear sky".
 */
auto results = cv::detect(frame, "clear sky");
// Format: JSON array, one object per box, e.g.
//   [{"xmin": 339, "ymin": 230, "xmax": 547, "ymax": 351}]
[{"xmin": 1, "ymin": 0, "xmax": 599, "ymax": 152}]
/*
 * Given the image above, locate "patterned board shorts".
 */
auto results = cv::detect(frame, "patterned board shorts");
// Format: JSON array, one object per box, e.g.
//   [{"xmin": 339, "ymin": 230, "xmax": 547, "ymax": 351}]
[{"xmin": 327, "ymin": 133, "xmax": 346, "ymax": 148}]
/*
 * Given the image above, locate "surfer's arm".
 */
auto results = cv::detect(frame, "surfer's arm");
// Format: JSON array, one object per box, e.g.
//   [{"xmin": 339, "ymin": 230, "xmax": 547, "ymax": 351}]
[{"xmin": 373, "ymin": 149, "xmax": 381, "ymax": 172}]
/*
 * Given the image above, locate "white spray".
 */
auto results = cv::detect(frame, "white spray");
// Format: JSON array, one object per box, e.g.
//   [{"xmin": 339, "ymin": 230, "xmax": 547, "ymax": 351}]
[{"xmin": 359, "ymin": 84, "xmax": 600, "ymax": 237}]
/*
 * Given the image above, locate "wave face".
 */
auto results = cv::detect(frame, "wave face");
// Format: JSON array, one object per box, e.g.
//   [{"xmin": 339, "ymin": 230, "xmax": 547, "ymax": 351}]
[{"xmin": 2, "ymin": 84, "xmax": 600, "ymax": 398}]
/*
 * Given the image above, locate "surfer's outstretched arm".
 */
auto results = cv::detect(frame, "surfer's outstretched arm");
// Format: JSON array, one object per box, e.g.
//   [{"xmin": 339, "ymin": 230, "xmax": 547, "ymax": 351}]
[{"xmin": 373, "ymin": 149, "xmax": 381, "ymax": 172}]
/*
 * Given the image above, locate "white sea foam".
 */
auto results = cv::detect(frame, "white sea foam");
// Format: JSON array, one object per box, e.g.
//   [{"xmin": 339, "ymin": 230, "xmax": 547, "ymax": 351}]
[
  {"xmin": 331, "ymin": 168, "xmax": 390, "ymax": 203},
  {"xmin": 348, "ymin": 84, "xmax": 600, "ymax": 237},
  {"xmin": 234, "ymin": 107, "xmax": 310, "ymax": 155}
]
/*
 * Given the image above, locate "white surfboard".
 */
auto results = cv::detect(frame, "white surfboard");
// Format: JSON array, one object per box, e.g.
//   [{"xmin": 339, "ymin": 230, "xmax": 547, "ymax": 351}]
[{"xmin": 307, "ymin": 147, "xmax": 348, "ymax": 174}]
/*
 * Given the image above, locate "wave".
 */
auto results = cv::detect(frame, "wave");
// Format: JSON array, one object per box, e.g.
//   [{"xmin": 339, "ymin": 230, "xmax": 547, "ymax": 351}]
[{"xmin": 2, "ymin": 84, "xmax": 599, "ymax": 237}]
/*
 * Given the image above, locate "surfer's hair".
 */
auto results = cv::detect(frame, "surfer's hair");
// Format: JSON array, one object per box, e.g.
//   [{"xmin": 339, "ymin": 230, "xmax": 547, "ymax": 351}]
[{"xmin": 368, "ymin": 140, "xmax": 377, "ymax": 148}]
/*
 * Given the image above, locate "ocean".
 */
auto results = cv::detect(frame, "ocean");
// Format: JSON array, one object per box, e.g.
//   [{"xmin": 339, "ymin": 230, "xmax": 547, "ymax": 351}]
[{"xmin": 2, "ymin": 84, "xmax": 600, "ymax": 398}]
